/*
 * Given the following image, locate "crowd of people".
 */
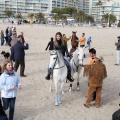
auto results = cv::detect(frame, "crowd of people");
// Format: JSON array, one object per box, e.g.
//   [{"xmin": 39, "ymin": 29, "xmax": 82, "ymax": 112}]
[
  {"xmin": 45, "ymin": 31, "xmax": 120, "ymax": 108},
  {"xmin": 0, "ymin": 26, "xmax": 29, "ymax": 120}
]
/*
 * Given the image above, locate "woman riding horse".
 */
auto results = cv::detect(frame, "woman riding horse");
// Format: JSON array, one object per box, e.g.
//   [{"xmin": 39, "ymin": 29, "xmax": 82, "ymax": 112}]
[
  {"xmin": 45, "ymin": 32, "xmax": 74, "ymax": 82},
  {"xmin": 70, "ymin": 31, "xmax": 79, "ymax": 54}
]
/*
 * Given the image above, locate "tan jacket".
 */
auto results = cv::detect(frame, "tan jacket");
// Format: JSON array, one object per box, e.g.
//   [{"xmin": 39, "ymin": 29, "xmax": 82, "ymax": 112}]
[
  {"xmin": 63, "ymin": 36, "xmax": 71, "ymax": 42},
  {"xmin": 79, "ymin": 36, "xmax": 86, "ymax": 45},
  {"xmin": 84, "ymin": 61, "xmax": 107, "ymax": 87}
]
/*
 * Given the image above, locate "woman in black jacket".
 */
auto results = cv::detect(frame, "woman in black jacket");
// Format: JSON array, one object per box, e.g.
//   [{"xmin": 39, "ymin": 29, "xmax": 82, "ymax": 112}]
[{"xmin": 45, "ymin": 32, "xmax": 74, "ymax": 82}]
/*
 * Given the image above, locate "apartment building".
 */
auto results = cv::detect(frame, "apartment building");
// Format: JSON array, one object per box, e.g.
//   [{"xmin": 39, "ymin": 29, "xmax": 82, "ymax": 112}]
[
  {"xmin": 48, "ymin": 0, "xmax": 82, "ymax": 12},
  {"xmin": 0, "ymin": 0, "xmax": 50, "ymax": 15}
]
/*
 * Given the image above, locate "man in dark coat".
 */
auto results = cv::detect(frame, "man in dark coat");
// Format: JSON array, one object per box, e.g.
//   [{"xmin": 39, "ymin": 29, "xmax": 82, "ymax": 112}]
[{"xmin": 11, "ymin": 35, "xmax": 29, "ymax": 77}]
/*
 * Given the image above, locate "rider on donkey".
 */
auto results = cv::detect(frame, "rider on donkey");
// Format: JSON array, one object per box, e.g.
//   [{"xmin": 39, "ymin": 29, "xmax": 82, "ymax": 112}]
[{"xmin": 45, "ymin": 32, "xmax": 74, "ymax": 82}]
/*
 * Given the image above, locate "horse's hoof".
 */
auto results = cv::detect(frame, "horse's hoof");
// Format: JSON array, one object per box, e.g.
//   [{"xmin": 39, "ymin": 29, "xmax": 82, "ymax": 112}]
[
  {"xmin": 58, "ymin": 102, "xmax": 62, "ymax": 104},
  {"xmin": 69, "ymin": 88, "xmax": 72, "ymax": 92},
  {"xmin": 77, "ymin": 87, "xmax": 80, "ymax": 91},
  {"xmin": 55, "ymin": 103, "xmax": 59, "ymax": 106},
  {"xmin": 62, "ymin": 91, "xmax": 65, "ymax": 94}
]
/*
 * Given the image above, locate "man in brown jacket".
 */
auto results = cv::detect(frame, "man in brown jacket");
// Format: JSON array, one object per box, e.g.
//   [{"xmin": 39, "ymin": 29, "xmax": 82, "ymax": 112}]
[{"xmin": 83, "ymin": 56, "xmax": 107, "ymax": 108}]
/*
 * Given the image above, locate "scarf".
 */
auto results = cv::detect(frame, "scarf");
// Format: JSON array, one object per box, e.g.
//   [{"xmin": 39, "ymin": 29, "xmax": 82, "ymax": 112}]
[{"xmin": 5, "ymin": 69, "xmax": 14, "ymax": 76}]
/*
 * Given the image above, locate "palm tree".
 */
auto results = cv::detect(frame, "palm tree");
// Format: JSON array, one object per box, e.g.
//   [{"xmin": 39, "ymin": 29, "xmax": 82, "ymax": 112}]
[
  {"xmin": 15, "ymin": 13, "xmax": 23, "ymax": 24},
  {"xmin": 15, "ymin": 13, "xmax": 23, "ymax": 22},
  {"xmin": 102, "ymin": 13, "xmax": 117, "ymax": 26},
  {"xmin": 109, "ymin": 14, "xmax": 117, "ymax": 26},
  {"xmin": 60, "ymin": 15, "xmax": 67, "ymax": 24},
  {"xmin": 27, "ymin": 13, "xmax": 34, "ymax": 20},
  {"xmin": 96, "ymin": 0, "xmax": 102, "ymax": 22},
  {"xmin": 85, "ymin": 15, "xmax": 94, "ymax": 23},
  {"xmin": 53, "ymin": 14, "xmax": 60, "ymax": 25},
  {"xmin": 75, "ymin": 10, "xmax": 84, "ymax": 24},
  {"xmin": 35, "ymin": 12, "xmax": 44, "ymax": 24},
  {"xmin": 4, "ymin": 10, "xmax": 13, "ymax": 22}
]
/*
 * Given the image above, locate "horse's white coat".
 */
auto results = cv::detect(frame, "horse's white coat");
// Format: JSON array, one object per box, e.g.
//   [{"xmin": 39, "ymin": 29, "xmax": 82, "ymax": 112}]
[
  {"xmin": 69, "ymin": 47, "xmax": 84, "ymax": 92},
  {"xmin": 49, "ymin": 50, "xmax": 67, "ymax": 106}
]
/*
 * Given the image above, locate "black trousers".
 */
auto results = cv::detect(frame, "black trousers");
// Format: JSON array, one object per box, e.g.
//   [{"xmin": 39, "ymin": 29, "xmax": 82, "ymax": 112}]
[{"xmin": 14, "ymin": 60, "xmax": 25, "ymax": 76}]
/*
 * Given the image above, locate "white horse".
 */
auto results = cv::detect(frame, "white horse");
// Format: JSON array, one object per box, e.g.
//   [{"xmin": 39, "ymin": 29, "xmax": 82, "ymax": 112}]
[
  {"xmin": 49, "ymin": 50, "xmax": 67, "ymax": 106},
  {"xmin": 69, "ymin": 47, "xmax": 84, "ymax": 92}
]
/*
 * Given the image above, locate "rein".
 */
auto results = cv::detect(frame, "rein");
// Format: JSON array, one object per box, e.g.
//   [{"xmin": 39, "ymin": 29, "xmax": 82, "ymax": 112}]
[{"xmin": 50, "ymin": 52, "xmax": 65, "ymax": 70}]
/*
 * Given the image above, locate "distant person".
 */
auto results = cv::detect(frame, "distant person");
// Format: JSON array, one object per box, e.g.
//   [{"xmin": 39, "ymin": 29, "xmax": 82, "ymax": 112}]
[
  {"xmin": 9, "ymin": 32, "xmax": 18, "ymax": 47},
  {"xmin": 76, "ymin": 33, "xmax": 86, "ymax": 57},
  {"xmin": 5, "ymin": 27, "xmax": 9, "ymax": 45},
  {"xmin": 19, "ymin": 32, "xmax": 25, "ymax": 44},
  {"xmin": 83, "ymin": 56, "xmax": 107, "ymax": 108},
  {"xmin": 1, "ymin": 30, "xmax": 5, "ymax": 46},
  {"xmin": 12, "ymin": 21, "xmax": 14, "ymax": 24},
  {"xmin": 86, "ymin": 36, "xmax": 92, "ymax": 50},
  {"xmin": 11, "ymin": 35, "xmax": 29, "ymax": 77},
  {"xmin": 0, "ymin": 60, "xmax": 21, "ymax": 120},
  {"xmin": 63, "ymin": 34, "xmax": 71, "ymax": 42},
  {"xmin": 76, "ymin": 33, "xmax": 86, "ymax": 47},
  {"xmin": 115, "ymin": 36, "xmax": 120, "ymax": 65},
  {"xmin": 45, "ymin": 37, "xmax": 54, "ymax": 51}
]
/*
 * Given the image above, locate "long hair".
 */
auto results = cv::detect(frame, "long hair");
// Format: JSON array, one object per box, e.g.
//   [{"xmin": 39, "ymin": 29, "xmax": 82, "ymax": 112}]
[
  {"xmin": 2, "ymin": 60, "xmax": 13, "ymax": 73},
  {"xmin": 54, "ymin": 32, "xmax": 65, "ymax": 47}
]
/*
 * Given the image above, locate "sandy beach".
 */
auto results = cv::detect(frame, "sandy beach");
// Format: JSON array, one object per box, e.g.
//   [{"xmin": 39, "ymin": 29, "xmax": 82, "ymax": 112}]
[{"xmin": 0, "ymin": 23, "xmax": 120, "ymax": 120}]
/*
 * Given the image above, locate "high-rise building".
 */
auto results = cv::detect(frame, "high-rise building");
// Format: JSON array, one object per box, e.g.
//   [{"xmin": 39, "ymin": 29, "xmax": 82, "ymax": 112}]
[
  {"xmin": 51, "ymin": 0, "xmax": 82, "ymax": 11},
  {"xmin": 0, "ymin": 0, "xmax": 50, "ymax": 15}
]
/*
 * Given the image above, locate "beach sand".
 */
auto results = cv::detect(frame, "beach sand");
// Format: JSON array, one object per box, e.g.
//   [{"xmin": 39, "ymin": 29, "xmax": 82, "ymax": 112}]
[{"xmin": 0, "ymin": 23, "xmax": 120, "ymax": 120}]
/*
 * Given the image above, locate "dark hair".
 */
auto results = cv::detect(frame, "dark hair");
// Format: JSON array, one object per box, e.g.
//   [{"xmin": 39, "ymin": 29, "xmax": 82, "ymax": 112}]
[
  {"xmin": 51, "ymin": 37, "xmax": 53, "ymax": 41},
  {"xmin": 82, "ymin": 33, "xmax": 85, "ymax": 35},
  {"xmin": 89, "ymin": 48, "xmax": 96, "ymax": 54},
  {"xmin": 54, "ymin": 32, "xmax": 65, "ymax": 47}
]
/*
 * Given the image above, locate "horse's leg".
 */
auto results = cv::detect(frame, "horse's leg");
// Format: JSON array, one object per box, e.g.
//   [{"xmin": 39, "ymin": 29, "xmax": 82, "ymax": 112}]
[
  {"xmin": 54, "ymin": 80, "xmax": 59, "ymax": 106},
  {"xmin": 69, "ymin": 65, "xmax": 74, "ymax": 92},
  {"xmin": 76, "ymin": 68, "xmax": 81, "ymax": 91},
  {"xmin": 58, "ymin": 81, "xmax": 64, "ymax": 104},
  {"xmin": 49, "ymin": 79, "xmax": 53, "ymax": 92}
]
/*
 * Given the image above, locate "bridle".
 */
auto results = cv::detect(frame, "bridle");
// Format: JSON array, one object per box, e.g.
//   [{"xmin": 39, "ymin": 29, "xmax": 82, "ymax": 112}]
[{"xmin": 50, "ymin": 51, "xmax": 65, "ymax": 70}]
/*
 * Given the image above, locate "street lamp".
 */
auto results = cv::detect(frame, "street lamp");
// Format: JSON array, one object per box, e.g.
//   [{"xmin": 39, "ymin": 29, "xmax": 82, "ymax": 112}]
[{"xmin": 107, "ymin": 13, "xmax": 110, "ymax": 27}]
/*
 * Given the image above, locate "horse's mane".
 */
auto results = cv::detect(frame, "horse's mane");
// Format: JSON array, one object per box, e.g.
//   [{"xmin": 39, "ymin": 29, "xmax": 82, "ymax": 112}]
[
  {"xmin": 73, "ymin": 48, "xmax": 84, "ymax": 60},
  {"xmin": 56, "ymin": 51, "xmax": 64, "ymax": 65},
  {"xmin": 73, "ymin": 49, "xmax": 78, "ymax": 60}
]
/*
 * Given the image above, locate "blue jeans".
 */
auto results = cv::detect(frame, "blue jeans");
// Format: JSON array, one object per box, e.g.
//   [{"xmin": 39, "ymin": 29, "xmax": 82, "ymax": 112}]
[
  {"xmin": 2, "ymin": 97, "xmax": 16, "ymax": 120},
  {"xmin": 64, "ymin": 57, "xmax": 71, "ymax": 71}
]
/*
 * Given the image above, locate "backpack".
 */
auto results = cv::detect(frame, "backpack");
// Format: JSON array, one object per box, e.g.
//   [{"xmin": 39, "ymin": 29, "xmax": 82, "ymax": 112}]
[{"xmin": 112, "ymin": 109, "xmax": 120, "ymax": 120}]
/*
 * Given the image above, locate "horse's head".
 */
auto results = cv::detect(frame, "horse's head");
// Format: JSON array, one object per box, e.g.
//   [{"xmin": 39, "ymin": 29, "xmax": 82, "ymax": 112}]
[
  {"xmin": 72, "ymin": 31, "xmax": 77, "ymax": 36},
  {"xmin": 77, "ymin": 47, "xmax": 84, "ymax": 66},
  {"xmin": 49, "ymin": 50, "xmax": 58, "ymax": 69}
]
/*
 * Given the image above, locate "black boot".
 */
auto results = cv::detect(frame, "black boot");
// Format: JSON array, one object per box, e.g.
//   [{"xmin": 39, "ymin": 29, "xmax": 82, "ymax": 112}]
[
  {"xmin": 45, "ymin": 73, "xmax": 51, "ymax": 80},
  {"xmin": 45, "ymin": 68, "xmax": 52, "ymax": 80},
  {"xmin": 67, "ymin": 71, "xmax": 74, "ymax": 82}
]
